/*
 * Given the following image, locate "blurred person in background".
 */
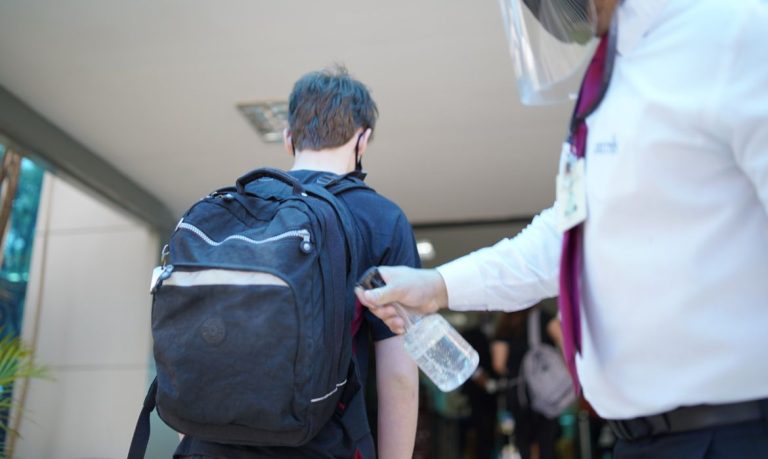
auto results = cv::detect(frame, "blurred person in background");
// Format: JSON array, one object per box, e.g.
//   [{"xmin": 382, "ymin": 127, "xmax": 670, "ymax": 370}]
[
  {"xmin": 492, "ymin": 309, "xmax": 561, "ymax": 459},
  {"xmin": 460, "ymin": 315, "xmax": 499, "ymax": 459}
]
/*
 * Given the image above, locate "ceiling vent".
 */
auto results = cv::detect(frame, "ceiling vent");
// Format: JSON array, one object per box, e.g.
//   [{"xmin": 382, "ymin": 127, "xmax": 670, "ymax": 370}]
[{"xmin": 238, "ymin": 101, "xmax": 289, "ymax": 143}]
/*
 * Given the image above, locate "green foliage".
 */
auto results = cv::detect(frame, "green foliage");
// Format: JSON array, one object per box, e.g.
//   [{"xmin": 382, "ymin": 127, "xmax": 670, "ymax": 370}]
[{"xmin": 0, "ymin": 332, "xmax": 50, "ymax": 455}]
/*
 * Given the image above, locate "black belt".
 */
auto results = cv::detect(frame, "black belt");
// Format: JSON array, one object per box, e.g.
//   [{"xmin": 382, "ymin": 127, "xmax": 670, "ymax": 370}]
[{"xmin": 607, "ymin": 398, "xmax": 768, "ymax": 441}]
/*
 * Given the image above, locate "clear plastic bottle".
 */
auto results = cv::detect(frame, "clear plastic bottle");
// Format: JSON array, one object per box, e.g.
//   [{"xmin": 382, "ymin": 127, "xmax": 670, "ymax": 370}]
[{"xmin": 359, "ymin": 268, "xmax": 479, "ymax": 392}]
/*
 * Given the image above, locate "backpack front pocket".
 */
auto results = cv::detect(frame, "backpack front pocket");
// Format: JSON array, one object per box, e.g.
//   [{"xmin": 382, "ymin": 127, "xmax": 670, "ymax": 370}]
[{"xmin": 152, "ymin": 267, "xmax": 307, "ymax": 432}]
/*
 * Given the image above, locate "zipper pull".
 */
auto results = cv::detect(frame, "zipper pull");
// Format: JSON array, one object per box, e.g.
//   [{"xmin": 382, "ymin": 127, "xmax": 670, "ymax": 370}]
[
  {"xmin": 299, "ymin": 232, "xmax": 313, "ymax": 254},
  {"xmin": 150, "ymin": 264, "xmax": 175, "ymax": 294}
]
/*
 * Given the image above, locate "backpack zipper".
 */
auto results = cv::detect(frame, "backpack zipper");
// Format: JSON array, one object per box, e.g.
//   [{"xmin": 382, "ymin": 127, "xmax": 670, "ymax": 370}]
[{"xmin": 178, "ymin": 221, "xmax": 312, "ymax": 253}]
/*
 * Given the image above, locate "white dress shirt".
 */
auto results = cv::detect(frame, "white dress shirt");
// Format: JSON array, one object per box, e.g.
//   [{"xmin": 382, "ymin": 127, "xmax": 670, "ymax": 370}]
[{"xmin": 438, "ymin": 0, "xmax": 768, "ymax": 419}]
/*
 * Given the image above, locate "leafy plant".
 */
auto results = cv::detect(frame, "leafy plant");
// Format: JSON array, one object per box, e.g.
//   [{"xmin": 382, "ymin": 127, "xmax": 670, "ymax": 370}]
[{"xmin": 0, "ymin": 332, "xmax": 49, "ymax": 456}]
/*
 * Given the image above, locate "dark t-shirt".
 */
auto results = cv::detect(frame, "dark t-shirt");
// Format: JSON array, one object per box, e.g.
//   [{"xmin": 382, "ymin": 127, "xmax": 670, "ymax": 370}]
[{"xmin": 175, "ymin": 170, "xmax": 420, "ymax": 459}]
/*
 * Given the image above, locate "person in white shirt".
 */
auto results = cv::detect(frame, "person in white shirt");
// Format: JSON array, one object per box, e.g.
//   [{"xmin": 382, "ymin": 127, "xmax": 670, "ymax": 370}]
[{"xmin": 356, "ymin": 1, "xmax": 768, "ymax": 458}]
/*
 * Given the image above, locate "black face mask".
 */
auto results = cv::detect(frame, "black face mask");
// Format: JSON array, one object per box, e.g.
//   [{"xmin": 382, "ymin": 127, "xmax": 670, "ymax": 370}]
[{"xmin": 523, "ymin": 0, "xmax": 595, "ymax": 44}]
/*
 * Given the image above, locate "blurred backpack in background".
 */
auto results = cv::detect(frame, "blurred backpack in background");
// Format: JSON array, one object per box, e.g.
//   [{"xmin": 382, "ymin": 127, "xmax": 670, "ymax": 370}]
[{"xmin": 521, "ymin": 308, "xmax": 576, "ymax": 419}]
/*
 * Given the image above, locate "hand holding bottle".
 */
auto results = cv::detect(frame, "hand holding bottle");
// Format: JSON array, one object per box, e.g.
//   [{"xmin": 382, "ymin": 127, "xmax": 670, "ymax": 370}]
[
  {"xmin": 357, "ymin": 268, "xmax": 479, "ymax": 392},
  {"xmin": 354, "ymin": 266, "xmax": 448, "ymax": 334}
]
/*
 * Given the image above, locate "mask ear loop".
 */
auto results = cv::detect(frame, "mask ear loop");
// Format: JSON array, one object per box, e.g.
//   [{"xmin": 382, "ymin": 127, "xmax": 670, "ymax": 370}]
[
  {"xmin": 354, "ymin": 132, "xmax": 365, "ymax": 172},
  {"xmin": 289, "ymin": 129, "xmax": 297, "ymax": 156}
]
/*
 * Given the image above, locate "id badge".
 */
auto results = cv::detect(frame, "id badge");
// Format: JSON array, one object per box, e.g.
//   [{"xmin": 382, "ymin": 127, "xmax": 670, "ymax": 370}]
[{"xmin": 555, "ymin": 142, "xmax": 587, "ymax": 232}]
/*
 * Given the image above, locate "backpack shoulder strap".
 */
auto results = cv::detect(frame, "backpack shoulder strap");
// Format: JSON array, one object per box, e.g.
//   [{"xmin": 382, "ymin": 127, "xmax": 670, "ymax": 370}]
[
  {"xmin": 127, "ymin": 378, "xmax": 158, "ymax": 459},
  {"xmin": 303, "ymin": 178, "xmax": 368, "ymax": 401},
  {"xmin": 316, "ymin": 171, "xmax": 374, "ymax": 195},
  {"xmin": 303, "ymin": 183, "xmax": 362, "ymax": 273},
  {"xmin": 313, "ymin": 172, "xmax": 372, "ymax": 267}
]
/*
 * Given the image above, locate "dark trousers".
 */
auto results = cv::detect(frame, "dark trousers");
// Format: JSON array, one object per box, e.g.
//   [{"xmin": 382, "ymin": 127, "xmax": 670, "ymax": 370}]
[{"xmin": 614, "ymin": 419, "xmax": 768, "ymax": 459}]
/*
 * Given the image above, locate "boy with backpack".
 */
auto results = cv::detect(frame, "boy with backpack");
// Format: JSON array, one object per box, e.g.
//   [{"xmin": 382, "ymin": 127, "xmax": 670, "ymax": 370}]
[{"xmin": 171, "ymin": 66, "xmax": 420, "ymax": 458}]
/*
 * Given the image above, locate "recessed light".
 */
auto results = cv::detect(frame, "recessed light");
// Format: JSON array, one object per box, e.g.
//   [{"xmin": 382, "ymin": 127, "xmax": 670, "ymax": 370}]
[{"xmin": 417, "ymin": 239, "xmax": 436, "ymax": 261}]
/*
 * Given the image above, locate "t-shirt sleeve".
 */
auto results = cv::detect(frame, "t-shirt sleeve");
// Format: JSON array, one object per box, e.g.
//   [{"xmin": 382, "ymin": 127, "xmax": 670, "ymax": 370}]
[{"xmin": 366, "ymin": 212, "xmax": 421, "ymax": 342}]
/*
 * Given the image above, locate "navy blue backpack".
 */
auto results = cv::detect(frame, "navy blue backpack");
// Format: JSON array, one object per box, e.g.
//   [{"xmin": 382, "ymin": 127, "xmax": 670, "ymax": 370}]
[{"xmin": 128, "ymin": 168, "xmax": 369, "ymax": 457}]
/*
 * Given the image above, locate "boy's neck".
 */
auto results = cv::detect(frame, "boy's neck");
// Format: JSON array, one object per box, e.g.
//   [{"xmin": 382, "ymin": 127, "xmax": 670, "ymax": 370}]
[{"xmin": 290, "ymin": 149, "xmax": 354, "ymax": 175}]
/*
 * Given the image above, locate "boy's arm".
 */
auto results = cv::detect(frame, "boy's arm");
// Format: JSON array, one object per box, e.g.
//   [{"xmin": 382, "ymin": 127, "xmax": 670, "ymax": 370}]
[{"xmin": 374, "ymin": 334, "xmax": 418, "ymax": 459}]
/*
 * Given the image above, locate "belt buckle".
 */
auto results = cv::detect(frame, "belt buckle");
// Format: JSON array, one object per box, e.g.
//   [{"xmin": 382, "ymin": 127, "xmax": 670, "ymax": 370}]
[
  {"xmin": 608, "ymin": 420, "xmax": 634, "ymax": 440},
  {"xmin": 645, "ymin": 413, "xmax": 671, "ymax": 436},
  {"xmin": 609, "ymin": 414, "xmax": 670, "ymax": 441}
]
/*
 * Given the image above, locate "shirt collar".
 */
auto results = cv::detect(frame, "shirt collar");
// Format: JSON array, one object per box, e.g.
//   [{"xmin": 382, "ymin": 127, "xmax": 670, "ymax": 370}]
[{"xmin": 616, "ymin": 0, "xmax": 669, "ymax": 55}]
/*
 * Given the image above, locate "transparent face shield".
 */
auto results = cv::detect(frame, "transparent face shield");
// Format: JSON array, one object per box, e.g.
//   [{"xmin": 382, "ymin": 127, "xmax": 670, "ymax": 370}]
[{"xmin": 499, "ymin": 0, "xmax": 599, "ymax": 105}]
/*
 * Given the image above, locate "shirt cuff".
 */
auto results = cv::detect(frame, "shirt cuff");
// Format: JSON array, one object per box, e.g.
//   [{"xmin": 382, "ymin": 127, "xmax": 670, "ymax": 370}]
[{"xmin": 436, "ymin": 255, "xmax": 487, "ymax": 311}]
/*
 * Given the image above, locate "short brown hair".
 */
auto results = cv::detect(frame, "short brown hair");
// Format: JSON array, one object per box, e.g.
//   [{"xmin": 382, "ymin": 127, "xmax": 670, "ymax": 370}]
[{"xmin": 288, "ymin": 65, "xmax": 378, "ymax": 151}]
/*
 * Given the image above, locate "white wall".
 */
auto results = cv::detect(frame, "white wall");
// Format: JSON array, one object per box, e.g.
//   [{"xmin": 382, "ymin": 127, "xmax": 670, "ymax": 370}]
[{"xmin": 11, "ymin": 174, "xmax": 162, "ymax": 459}]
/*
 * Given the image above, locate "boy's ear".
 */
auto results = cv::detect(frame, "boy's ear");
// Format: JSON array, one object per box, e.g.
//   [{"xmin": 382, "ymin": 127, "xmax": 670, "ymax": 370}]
[
  {"xmin": 283, "ymin": 129, "xmax": 294, "ymax": 156},
  {"xmin": 356, "ymin": 128, "xmax": 373, "ymax": 158}
]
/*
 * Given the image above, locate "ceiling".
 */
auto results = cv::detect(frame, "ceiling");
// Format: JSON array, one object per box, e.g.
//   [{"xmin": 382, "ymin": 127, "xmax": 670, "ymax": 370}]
[{"xmin": 0, "ymin": 0, "xmax": 573, "ymax": 226}]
